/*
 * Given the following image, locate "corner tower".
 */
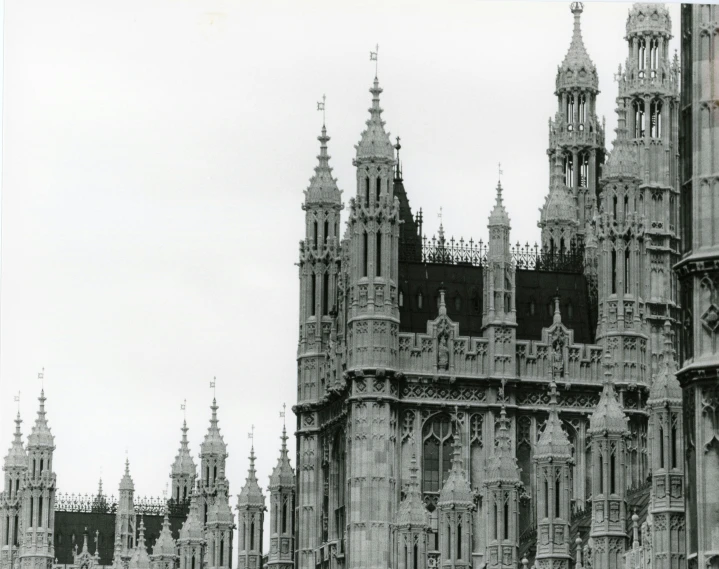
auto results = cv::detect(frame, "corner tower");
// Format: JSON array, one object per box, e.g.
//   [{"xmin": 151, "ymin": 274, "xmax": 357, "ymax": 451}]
[
  {"xmin": 267, "ymin": 425, "xmax": 295, "ymax": 569},
  {"xmin": 344, "ymin": 74, "xmax": 401, "ymax": 569},
  {"xmin": 236, "ymin": 447, "xmax": 265, "ymax": 569},
  {"xmin": 617, "ymin": 3, "xmax": 681, "ymax": 353},
  {"xmin": 170, "ymin": 420, "xmax": 196, "ymax": 506},
  {"xmin": 199, "ymin": 398, "xmax": 228, "ymax": 525},
  {"xmin": 0, "ymin": 413, "xmax": 27, "ymax": 569}
]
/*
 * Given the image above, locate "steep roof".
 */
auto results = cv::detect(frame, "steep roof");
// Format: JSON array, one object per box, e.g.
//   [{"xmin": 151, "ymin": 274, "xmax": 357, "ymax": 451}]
[
  {"xmin": 396, "ymin": 451, "xmax": 429, "ymax": 528},
  {"xmin": 200, "ymin": 398, "xmax": 227, "ymax": 458},
  {"xmin": 486, "ymin": 406, "xmax": 522, "ymax": 483},
  {"xmin": 268, "ymin": 424, "xmax": 295, "ymax": 490},
  {"xmin": 305, "ymin": 124, "xmax": 342, "ymax": 206},
  {"xmin": 171, "ymin": 420, "xmax": 197, "ymax": 479},
  {"xmin": 588, "ymin": 353, "xmax": 629, "ymax": 436},
  {"xmin": 556, "ymin": 3, "xmax": 598, "ymax": 92},
  {"xmin": 4, "ymin": 412, "xmax": 27, "ymax": 470},
  {"xmin": 238, "ymin": 447, "xmax": 265, "ymax": 509},
  {"xmin": 27, "ymin": 390, "xmax": 54, "ymax": 450},
  {"xmin": 438, "ymin": 433, "xmax": 474, "ymax": 508},
  {"xmin": 151, "ymin": 507, "xmax": 177, "ymax": 558},
  {"xmin": 647, "ymin": 321, "xmax": 682, "ymax": 406},
  {"xmin": 535, "ymin": 382, "xmax": 573, "ymax": 460}
]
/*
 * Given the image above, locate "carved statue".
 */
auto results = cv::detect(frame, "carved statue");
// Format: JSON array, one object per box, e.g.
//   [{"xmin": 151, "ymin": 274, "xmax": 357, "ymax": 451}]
[
  {"xmin": 437, "ymin": 335, "xmax": 450, "ymax": 371},
  {"xmin": 552, "ymin": 341, "xmax": 564, "ymax": 378}
]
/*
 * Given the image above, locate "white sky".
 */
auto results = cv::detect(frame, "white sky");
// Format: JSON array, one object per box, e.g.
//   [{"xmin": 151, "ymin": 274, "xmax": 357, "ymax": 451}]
[{"xmin": 0, "ymin": 0, "xmax": 681, "ymax": 551}]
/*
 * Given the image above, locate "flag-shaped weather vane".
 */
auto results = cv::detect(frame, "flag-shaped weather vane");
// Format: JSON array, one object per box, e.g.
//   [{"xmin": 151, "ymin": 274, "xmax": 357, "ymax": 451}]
[
  {"xmin": 14, "ymin": 391, "xmax": 20, "ymax": 412},
  {"xmin": 317, "ymin": 94, "xmax": 326, "ymax": 126},
  {"xmin": 370, "ymin": 44, "xmax": 379, "ymax": 76},
  {"xmin": 210, "ymin": 377, "xmax": 216, "ymax": 397},
  {"xmin": 38, "ymin": 367, "xmax": 44, "ymax": 389},
  {"xmin": 280, "ymin": 402, "xmax": 286, "ymax": 426},
  {"xmin": 248, "ymin": 424, "xmax": 255, "ymax": 446},
  {"xmin": 181, "ymin": 399, "xmax": 186, "ymax": 420}
]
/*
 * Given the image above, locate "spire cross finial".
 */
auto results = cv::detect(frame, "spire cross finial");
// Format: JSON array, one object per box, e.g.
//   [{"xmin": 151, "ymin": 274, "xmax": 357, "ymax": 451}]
[
  {"xmin": 317, "ymin": 94, "xmax": 326, "ymax": 126},
  {"xmin": 370, "ymin": 44, "xmax": 379, "ymax": 77},
  {"xmin": 210, "ymin": 376, "xmax": 216, "ymax": 398}
]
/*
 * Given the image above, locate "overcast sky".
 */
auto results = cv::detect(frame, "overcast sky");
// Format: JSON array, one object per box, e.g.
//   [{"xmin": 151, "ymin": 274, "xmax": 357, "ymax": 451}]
[{"xmin": 0, "ymin": 0, "xmax": 680, "ymax": 551}]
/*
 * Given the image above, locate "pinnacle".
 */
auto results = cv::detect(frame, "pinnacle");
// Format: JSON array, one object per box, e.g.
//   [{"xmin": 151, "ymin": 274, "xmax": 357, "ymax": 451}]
[
  {"xmin": 306, "ymin": 121, "xmax": 341, "ymax": 206},
  {"xmin": 201, "ymin": 397, "xmax": 227, "ymax": 458},
  {"xmin": 4, "ymin": 411, "xmax": 26, "ymax": 470},
  {"xmin": 356, "ymin": 76, "xmax": 395, "ymax": 162},
  {"xmin": 557, "ymin": 2, "xmax": 598, "ymax": 91},
  {"xmin": 588, "ymin": 352, "xmax": 629, "ymax": 435},
  {"xmin": 488, "ymin": 180, "xmax": 511, "ymax": 228},
  {"xmin": 27, "ymin": 388, "xmax": 54, "ymax": 450}
]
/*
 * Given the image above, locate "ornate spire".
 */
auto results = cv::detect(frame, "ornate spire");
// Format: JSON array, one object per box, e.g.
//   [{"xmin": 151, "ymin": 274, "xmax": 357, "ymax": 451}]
[
  {"xmin": 27, "ymin": 389, "xmax": 54, "ymax": 450},
  {"xmin": 120, "ymin": 458, "xmax": 135, "ymax": 492},
  {"xmin": 4, "ymin": 411, "xmax": 27, "ymax": 469},
  {"xmin": 556, "ymin": 3, "xmax": 598, "ymax": 92},
  {"xmin": 172, "ymin": 419, "xmax": 197, "ymax": 478},
  {"xmin": 488, "ymin": 180, "xmax": 511, "ymax": 228},
  {"xmin": 626, "ymin": 3, "xmax": 672, "ymax": 38},
  {"xmin": 540, "ymin": 155, "xmax": 578, "ymax": 226},
  {"xmin": 209, "ymin": 465, "xmax": 234, "ymax": 525},
  {"xmin": 305, "ymin": 121, "xmax": 341, "ymax": 206},
  {"xmin": 269, "ymin": 424, "xmax": 295, "ymax": 489},
  {"xmin": 152, "ymin": 506, "xmax": 177, "ymax": 557},
  {"xmin": 535, "ymin": 382, "xmax": 572, "ymax": 459},
  {"xmin": 355, "ymin": 77, "xmax": 395, "ymax": 161},
  {"xmin": 647, "ymin": 321, "xmax": 683, "ymax": 405},
  {"xmin": 179, "ymin": 486, "xmax": 205, "ymax": 542},
  {"xmin": 201, "ymin": 398, "xmax": 227, "ymax": 458},
  {"xmin": 588, "ymin": 352, "xmax": 629, "ymax": 435},
  {"xmin": 238, "ymin": 446, "xmax": 265, "ymax": 508},
  {"xmin": 486, "ymin": 403, "xmax": 522, "ymax": 483},
  {"xmin": 438, "ymin": 419, "xmax": 473, "ymax": 507},
  {"xmin": 396, "ymin": 449, "xmax": 429, "ymax": 527},
  {"xmin": 128, "ymin": 518, "xmax": 151, "ymax": 569}
]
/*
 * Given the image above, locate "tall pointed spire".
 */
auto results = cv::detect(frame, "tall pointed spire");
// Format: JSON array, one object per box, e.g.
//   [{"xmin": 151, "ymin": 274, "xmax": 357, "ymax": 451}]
[
  {"xmin": 27, "ymin": 389, "xmax": 54, "ymax": 450},
  {"xmin": 238, "ymin": 446, "xmax": 265, "ymax": 508},
  {"xmin": 269, "ymin": 423, "xmax": 295, "ymax": 489},
  {"xmin": 201, "ymin": 398, "xmax": 227, "ymax": 457},
  {"xmin": 120, "ymin": 458, "xmax": 134, "ymax": 492},
  {"xmin": 396, "ymin": 450, "xmax": 429, "ymax": 527},
  {"xmin": 4, "ymin": 412, "xmax": 27, "ymax": 469},
  {"xmin": 648, "ymin": 321, "xmax": 682, "ymax": 405},
  {"xmin": 306, "ymin": 112, "xmax": 341, "ymax": 205},
  {"xmin": 355, "ymin": 76, "xmax": 395, "ymax": 161},
  {"xmin": 486, "ymin": 403, "xmax": 522, "ymax": 483},
  {"xmin": 128, "ymin": 518, "xmax": 151, "ymax": 569},
  {"xmin": 152, "ymin": 504, "xmax": 177, "ymax": 557},
  {"xmin": 535, "ymin": 381, "xmax": 573, "ymax": 459},
  {"xmin": 488, "ymin": 180, "xmax": 511, "ymax": 228},
  {"xmin": 438, "ymin": 418, "xmax": 473, "ymax": 507},
  {"xmin": 172, "ymin": 420, "xmax": 197, "ymax": 480},
  {"xmin": 556, "ymin": 3, "xmax": 598, "ymax": 92}
]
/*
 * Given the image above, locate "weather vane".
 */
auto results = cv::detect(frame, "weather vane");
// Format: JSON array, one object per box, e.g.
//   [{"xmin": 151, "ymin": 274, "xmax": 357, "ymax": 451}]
[
  {"xmin": 38, "ymin": 367, "xmax": 44, "ymax": 389},
  {"xmin": 280, "ymin": 402, "xmax": 286, "ymax": 426},
  {"xmin": 317, "ymin": 94, "xmax": 326, "ymax": 126},
  {"xmin": 210, "ymin": 377, "xmax": 216, "ymax": 398},
  {"xmin": 370, "ymin": 44, "xmax": 379, "ymax": 76},
  {"xmin": 498, "ymin": 162, "xmax": 503, "ymax": 182},
  {"xmin": 181, "ymin": 399, "xmax": 186, "ymax": 420},
  {"xmin": 248, "ymin": 424, "xmax": 255, "ymax": 445},
  {"xmin": 437, "ymin": 206, "xmax": 443, "ymax": 225},
  {"xmin": 14, "ymin": 391, "xmax": 20, "ymax": 412}
]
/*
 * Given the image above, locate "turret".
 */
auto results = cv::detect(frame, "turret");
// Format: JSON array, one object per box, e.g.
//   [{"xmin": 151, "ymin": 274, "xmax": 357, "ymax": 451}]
[
  {"xmin": 483, "ymin": 403, "xmax": 521, "ymax": 569},
  {"xmin": 588, "ymin": 353, "xmax": 629, "ymax": 569},
  {"xmin": 549, "ymin": 2, "xmax": 605, "ymax": 234},
  {"xmin": 437, "ymin": 421, "xmax": 474, "ymax": 569},
  {"xmin": 534, "ymin": 382, "xmax": 572, "ymax": 569},
  {"xmin": 0, "ymin": 412, "xmax": 26, "ymax": 569},
  {"xmin": 19, "ymin": 390, "xmax": 57, "ymax": 569},
  {"xmin": 236, "ymin": 447, "xmax": 265, "ymax": 569},
  {"xmin": 178, "ymin": 486, "xmax": 205, "ymax": 569},
  {"xmin": 297, "ymin": 117, "xmax": 343, "ymax": 405},
  {"xmin": 199, "ymin": 398, "xmax": 228, "ymax": 525},
  {"xmin": 171, "ymin": 420, "xmax": 196, "ymax": 505},
  {"xmin": 646, "ymin": 322, "xmax": 684, "ymax": 569},
  {"xmin": 539, "ymin": 153, "xmax": 580, "ymax": 254},
  {"xmin": 393, "ymin": 450, "xmax": 429, "ymax": 569},
  {"xmin": 267, "ymin": 425, "xmax": 295, "ymax": 569},
  {"xmin": 616, "ymin": 2, "xmax": 680, "ymax": 359},
  {"xmin": 482, "ymin": 181, "xmax": 517, "ymax": 378},
  {"xmin": 114, "ymin": 458, "xmax": 136, "ymax": 561},
  {"xmin": 206, "ymin": 468, "xmax": 234, "ymax": 569}
]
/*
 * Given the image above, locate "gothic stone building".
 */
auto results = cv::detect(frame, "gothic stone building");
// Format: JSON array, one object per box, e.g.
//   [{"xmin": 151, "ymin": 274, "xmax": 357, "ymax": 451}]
[
  {"xmin": 294, "ymin": 4, "xmax": 718, "ymax": 569},
  {"xmin": 0, "ymin": 395, "xmax": 295, "ymax": 569}
]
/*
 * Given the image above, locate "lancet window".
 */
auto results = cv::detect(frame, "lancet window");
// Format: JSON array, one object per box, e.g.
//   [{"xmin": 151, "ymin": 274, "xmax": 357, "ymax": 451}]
[{"xmin": 423, "ymin": 415, "xmax": 454, "ymax": 493}]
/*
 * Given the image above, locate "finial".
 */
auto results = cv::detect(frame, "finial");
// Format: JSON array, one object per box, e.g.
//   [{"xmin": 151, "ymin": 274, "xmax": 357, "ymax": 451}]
[
  {"xmin": 210, "ymin": 376, "xmax": 216, "ymax": 398},
  {"xmin": 498, "ymin": 162, "xmax": 503, "ymax": 183},
  {"xmin": 553, "ymin": 293, "xmax": 562, "ymax": 325},
  {"xmin": 14, "ymin": 390, "xmax": 20, "ymax": 413},
  {"xmin": 571, "ymin": 2, "xmax": 584, "ymax": 16},
  {"xmin": 632, "ymin": 509, "xmax": 640, "ymax": 548},
  {"xmin": 317, "ymin": 94, "xmax": 326, "ymax": 127},
  {"xmin": 38, "ymin": 367, "xmax": 44, "ymax": 389},
  {"xmin": 575, "ymin": 535, "xmax": 583, "ymax": 567},
  {"xmin": 280, "ymin": 402, "xmax": 286, "ymax": 427},
  {"xmin": 248, "ymin": 424, "xmax": 255, "ymax": 449},
  {"xmin": 181, "ymin": 399, "xmax": 186, "ymax": 420},
  {"xmin": 521, "ymin": 557, "xmax": 529, "ymax": 569},
  {"xmin": 662, "ymin": 320, "xmax": 674, "ymax": 359},
  {"xmin": 370, "ymin": 44, "xmax": 379, "ymax": 77}
]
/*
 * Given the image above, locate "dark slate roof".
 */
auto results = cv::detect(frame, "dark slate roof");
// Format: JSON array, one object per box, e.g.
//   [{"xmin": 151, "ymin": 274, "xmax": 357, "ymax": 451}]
[{"xmin": 397, "ymin": 261, "xmax": 595, "ymax": 344}]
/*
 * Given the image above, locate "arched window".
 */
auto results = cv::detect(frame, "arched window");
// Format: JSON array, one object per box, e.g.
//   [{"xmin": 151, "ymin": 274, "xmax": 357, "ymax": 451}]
[
  {"xmin": 365, "ymin": 177, "xmax": 370, "ymax": 205},
  {"xmin": 598, "ymin": 450, "xmax": 604, "ymax": 494},
  {"xmin": 250, "ymin": 519, "xmax": 255, "ymax": 550},
  {"xmin": 563, "ymin": 154, "xmax": 574, "ymax": 187},
  {"xmin": 555, "ymin": 477, "xmax": 561, "ymax": 518},
  {"xmin": 376, "ymin": 176, "xmax": 382, "ymax": 203},
  {"xmin": 637, "ymin": 38, "xmax": 646, "ymax": 73},
  {"xmin": 324, "ymin": 220, "xmax": 329, "ymax": 244},
  {"xmin": 633, "ymin": 100, "xmax": 645, "ymax": 138},
  {"xmin": 650, "ymin": 99, "xmax": 663, "ymax": 138},
  {"xmin": 220, "ymin": 537, "xmax": 224, "ymax": 566},
  {"xmin": 282, "ymin": 500, "xmax": 288, "ymax": 534},
  {"xmin": 323, "ymin": 273, "xmax": 329, "ymax": 315},
  {"xmin": 492, "ymin": 501, "xmax": 498, "ymax": 540},
  {"xmin": 362, "ymin": 232, "xmax": 368, "ymax": 277},
  {"xmin": 422, "ymin": 415, "xmax": 454, "ymax": 492},
  {"xmin": 376, "ymin": 231, "xmax": 382, "ymax": 277},
  {"xmin": 457, "ymin": 522, "xmax": 462, "ymax": 559},
  {"xmin": 310, "ymin": 275, "xmax": 316, "ymax": 316},
  {"xmin": 611, "ymin": 250, "xmax": 617, "ymax": 294},
  {"xmin": 399, "ymin": 290, "xmax": 404, "ymax": 308},
  {"xmin": 625, "ymin": 248, "xmax": 631, "ymax": 294},
  {"xmin": 504, "ymin": 498, "xmax": 509, "ymax": 539},
  {"xmin": 454, "ymin": 295, "xmax": 461, "ymax": 312},
  {"xmin": 313, "ymin": 221, "xmax": 318, "ymax": 248},
  {"xmin": 446, "ymin": 522, "xmax": 451, "ymax": 559},
  {"xmin": 671, "ymin": 421, "xmax": 678, "ymax": 469},
  {"xmin": 417, "ymin": 291, "xmax": 423, "ymax": 310},
  {"xmin": 544, "ymin": 479, "xmax": 549, "ymax": 518},
  {"xmin": 529, "ymin": 298, "xmax": 536, "ymax": 316},
  {"xmin": 610, "ymin": 450, "xmax": 617, "ymax": 494},
  {"xmin": 413, "ymin": 543, "xmax": 418, "ymax": 569},
  {"xmin": 659, "ymin": 425, "xmax": 665, "ymax": 468}
]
